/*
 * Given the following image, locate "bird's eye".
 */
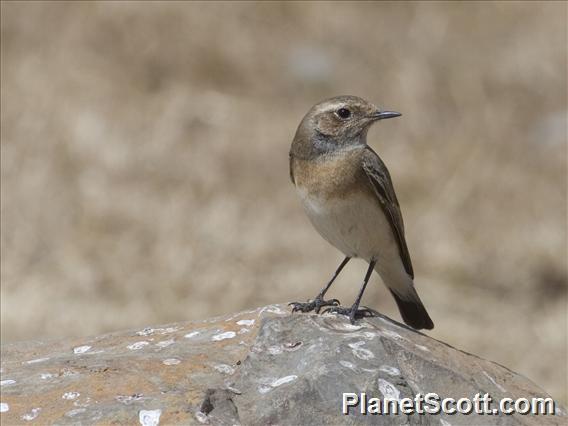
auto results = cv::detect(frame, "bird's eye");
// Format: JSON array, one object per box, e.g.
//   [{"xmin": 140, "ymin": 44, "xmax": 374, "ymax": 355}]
[{"xmin": 336, "ymin": 108, "xmax": 351, "ymax": 119}]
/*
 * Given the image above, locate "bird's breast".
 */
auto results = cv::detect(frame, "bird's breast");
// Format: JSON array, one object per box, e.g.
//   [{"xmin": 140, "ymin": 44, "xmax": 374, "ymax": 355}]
[
  {"xmin": 291, "ymin": 149, "xmax": 365, "ymax": 200},
  {"xmin": 291, "ymin": 150, "xmax": 397, "ymax": 259}
]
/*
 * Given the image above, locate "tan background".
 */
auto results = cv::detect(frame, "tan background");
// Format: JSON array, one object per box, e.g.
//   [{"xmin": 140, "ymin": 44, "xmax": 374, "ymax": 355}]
[{"xmin": 1, "ymin": 1, "xmax": 566, "ymax": 404}]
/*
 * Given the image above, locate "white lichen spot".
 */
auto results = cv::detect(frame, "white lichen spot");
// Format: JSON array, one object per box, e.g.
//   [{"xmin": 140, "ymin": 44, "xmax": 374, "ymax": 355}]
[
  {"xmin": 379, "ymin": 365, "xmax": 400, "ymax": 376},
  {"xmin": 381, "ymin": 330, "xmax": 404, "ymax": 340},
  {"xmin": 257, "ymin": 375, "xmax": 299, "ymax": 394},
  {"xmin": 353, "ymin": 348, "xmax": 375, "ymax": 360},
  {"xmin": 127, "ymin": 341, "xmax": 150, "ymax": 351},
  {"xmin": 162, "ymin": 358, "xmax": 181, "ymax": 366},
  {"xmin": 360, "ymin": 331, "xmax": 377, "ymax": 340},
  {"xmin": 267, "ymin": 345, "xmax": 283, "ymax": 355},
  {"xmin": 139, "ymin": 409, "xmax": 161, "ymax": 426},
  {"xmin": 73, "ymin": 345, "xmax": 92, "ymax": 354},
  {"xmin": 21, "ymin": 407, "xmax": 41, "ymax": 421},
  {"xmin": 225, "ymin": 384, "xmax": 242, "ymax": 395},
  {"xmin": 0, "ymin": 403, "xmax": 9, "ymax": 413},
  {"xmin": 213, "ymin": 364, "xmax": 235, "ymax": 375},
  {"xmin": 339, "ymin": 360, "xmax": 357, "ymax": 370},
  {"xmin": 211, "ymin": 331, "xmax": 236, "ymax": 341},
  {"xmin": 236, "ymin": 319, "xmax": 255, "ymax": 326},
  {"xmin": 25, "ymin": 357, "xmax": 50, "ymax": 365},
  {"xmin": 65, "ymin": 408, "xmax": 86, "ymax": 417},
  {"xmin": 155, "ymin": 339, "xmax": 175, "ymax": 349},
  {"xmin": 61, "ymin": 369, "xmax": 79, "ymax": 378},
  {"xmin": 340, "ymin": 323, "xmax": 364, "ymax": 331},
  {"xmin": 73, "ymin": 397, "xmax": 93, "ymax": 408},
  {"xmin": 440, "ymin": 419, "xmax": 452, "ymax": 426},
  {"xmin": 62, "ymin": 392, "xmax": 80, "ymax": 400},
  {"xmin": 415, "ymin": 344, "xmax": 430, "ymax": 352},
  {"xmin": 237, "ymin": 328, "xmax": 250, "ymax": 335},
  {"xmin": 0, "ymin": 379, "xmax": 16, "ymax": 386},
  {"xmin": 137, "ymin": 326, "xmax": 179, "ymax": 337},
  {"xmin": 136, "ymin": 327, "xmax": 154, "ymax": 336},
  {"xmin": 271, "ymin": 375, "xmax": 298, "ymax": 387},
  {"xmin": 40, "ymin": 373, "xmax": 55, "ymax": 380},
  {"xmin": 482, "ymin": 371, "xmax": 506, "ymax": 392},
  {"xmin": 195, "ymin": 411, "xmax": 209, "ymax": 423},
  {"xmin": 348, "ymin": 341, "xmax": 375, "ymax": 360},
  {"xmin": 260, "ymin": 305, "xmax": 287, "ymax": 315},
  {"xmin": 116, "ymin": 394, "xmax": 143, "ymax": 405},
  {"xmin": 184, "ymin": 331, "xmax": 200, "ymax": 339},
  {"xmin": 223, "ymin": 312, "xmax": 241, "ymax": 322},
  {"xmin": 378, "ymin": 378, "xmax": 400, "ymax": 401}
]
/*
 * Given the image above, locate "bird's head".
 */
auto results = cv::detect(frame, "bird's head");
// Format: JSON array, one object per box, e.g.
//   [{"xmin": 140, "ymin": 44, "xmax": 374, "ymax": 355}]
[{"xmin": 292, "ymin": 96, "xmax": 401, "ymax": 158}]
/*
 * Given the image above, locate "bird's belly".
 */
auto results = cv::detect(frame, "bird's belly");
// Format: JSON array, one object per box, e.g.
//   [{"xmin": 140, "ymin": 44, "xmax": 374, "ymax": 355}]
[{"xmin": 297, "ymin": 188, "xmax": 398, "ymax": 260}]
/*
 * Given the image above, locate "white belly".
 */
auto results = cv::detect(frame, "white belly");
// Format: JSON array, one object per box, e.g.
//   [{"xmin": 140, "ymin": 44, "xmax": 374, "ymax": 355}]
[{"xmin": 297, "ymin": 187, "xmax": 399, "ymax": 262}]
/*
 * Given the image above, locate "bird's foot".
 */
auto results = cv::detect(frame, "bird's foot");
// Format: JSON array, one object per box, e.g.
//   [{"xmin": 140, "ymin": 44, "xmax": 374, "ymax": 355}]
[
  {"xmin": 322, "ymin": 305, "xmax": 376, "ymax": 324},
  {"xmin": 289, "ymin": 296, "xmax": 340, "ymax": 314}
]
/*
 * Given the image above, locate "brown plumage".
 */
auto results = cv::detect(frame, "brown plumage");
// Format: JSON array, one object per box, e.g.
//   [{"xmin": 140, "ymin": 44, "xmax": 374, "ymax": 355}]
[{"xmin": 289, "ymin": 95, "xmax": 434, "ymax": 330}]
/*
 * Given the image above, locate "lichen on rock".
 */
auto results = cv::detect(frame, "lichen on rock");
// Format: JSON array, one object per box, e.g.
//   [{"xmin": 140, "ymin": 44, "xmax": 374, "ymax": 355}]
[{"xmin": 0, "ymin": 305, "xmax": 565, "ymax": 425}]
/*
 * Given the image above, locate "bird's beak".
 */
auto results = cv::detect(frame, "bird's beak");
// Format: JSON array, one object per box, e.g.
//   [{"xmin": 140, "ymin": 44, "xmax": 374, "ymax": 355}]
[{"xmin": 371, "ymin": 110, "xmax": 402, "ymax": 120}]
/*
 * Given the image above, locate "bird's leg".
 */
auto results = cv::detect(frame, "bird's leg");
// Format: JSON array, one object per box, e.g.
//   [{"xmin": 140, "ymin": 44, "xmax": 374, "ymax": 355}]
[
  {"xmin": 290, "ymin": 257, "xmax": 350, "ymax": 314},
  {"xmin": 323, "ymin": 259, "xmax": 377, "ymax": 324}
]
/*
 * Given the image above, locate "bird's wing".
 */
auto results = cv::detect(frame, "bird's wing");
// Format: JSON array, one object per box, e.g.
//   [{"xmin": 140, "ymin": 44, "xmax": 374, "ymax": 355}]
[{"xmin": 362, "ymin": 147, "xmax": 414, "ymax": 278}]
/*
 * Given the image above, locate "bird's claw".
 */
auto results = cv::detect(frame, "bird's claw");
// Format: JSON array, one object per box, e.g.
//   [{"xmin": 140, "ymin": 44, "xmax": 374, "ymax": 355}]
[
  {"xmin": 322, "ymin": 305, "xmax": 376, "ymax": 324},
  {"xmin": 289, "ymin": 297, "xmax": 340, "ymax": 314}
]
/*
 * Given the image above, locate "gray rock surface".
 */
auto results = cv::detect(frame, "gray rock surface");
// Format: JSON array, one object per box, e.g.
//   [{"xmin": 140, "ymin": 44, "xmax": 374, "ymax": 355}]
[{"xmin": 1, "ymin": 305, "xmax": 565, "ymax": 425}]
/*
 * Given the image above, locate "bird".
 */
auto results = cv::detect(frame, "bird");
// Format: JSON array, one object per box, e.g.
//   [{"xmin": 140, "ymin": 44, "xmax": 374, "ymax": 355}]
[{"xmin": 288, "ymin": 95, "xmax": 434, "ymax": 330}]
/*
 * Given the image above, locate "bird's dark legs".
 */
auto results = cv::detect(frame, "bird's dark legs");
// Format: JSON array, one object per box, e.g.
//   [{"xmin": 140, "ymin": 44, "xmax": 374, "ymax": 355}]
[
  {"xmin": 324, "ymin": 259, "xmax": 377, "ymax": 324},
  {"xmin": 313, "ymin": 256, "xmax": 351, "ymax": 311},
  {"xmin": 352, "ymin": 259, "xmax": 376, "ymax": 311},
  {"xmin": 290, "ymin": 257, "xmax": 350, "ymax": 314}
]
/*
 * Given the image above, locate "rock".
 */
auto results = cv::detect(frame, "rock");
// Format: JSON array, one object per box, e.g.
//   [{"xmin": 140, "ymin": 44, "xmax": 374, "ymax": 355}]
[{"xmin": 0, "ymin": 304, "xmax": 565, "ymax": 425}]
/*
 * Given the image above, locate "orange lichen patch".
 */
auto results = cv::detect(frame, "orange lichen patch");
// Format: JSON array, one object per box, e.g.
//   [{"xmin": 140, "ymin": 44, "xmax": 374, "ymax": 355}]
[{"xmin": 0, "ymin": 305, "xmax": 289, "ymax": 424}]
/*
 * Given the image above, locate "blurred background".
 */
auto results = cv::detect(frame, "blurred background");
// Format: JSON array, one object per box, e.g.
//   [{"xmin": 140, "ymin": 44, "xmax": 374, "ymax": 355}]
[{"xmin": 1, "ymin": 1, "xmax": 566, "ymax": 404}]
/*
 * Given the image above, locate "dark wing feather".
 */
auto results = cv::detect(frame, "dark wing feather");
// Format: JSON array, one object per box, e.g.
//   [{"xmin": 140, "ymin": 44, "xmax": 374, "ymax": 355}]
[{"xmin": 362, "ymin": 147, "xmax": 414, "ymax": 279}]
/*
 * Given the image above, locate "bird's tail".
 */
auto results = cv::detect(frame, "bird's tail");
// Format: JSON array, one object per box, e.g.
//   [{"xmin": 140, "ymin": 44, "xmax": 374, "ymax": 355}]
[
  {"xmin": 389, "ymin": 286, "xmax": 434, "ymax": 330},
  {"xmin": 374, "ymin": 262, "xmax": 434, "ymax": 330}
]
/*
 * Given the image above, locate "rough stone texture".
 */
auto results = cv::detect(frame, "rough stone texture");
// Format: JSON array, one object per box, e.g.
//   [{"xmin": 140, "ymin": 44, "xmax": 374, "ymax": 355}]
[{"xmin": 0, "ymin": 305, "xmax": 565, "ymax": 425}]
